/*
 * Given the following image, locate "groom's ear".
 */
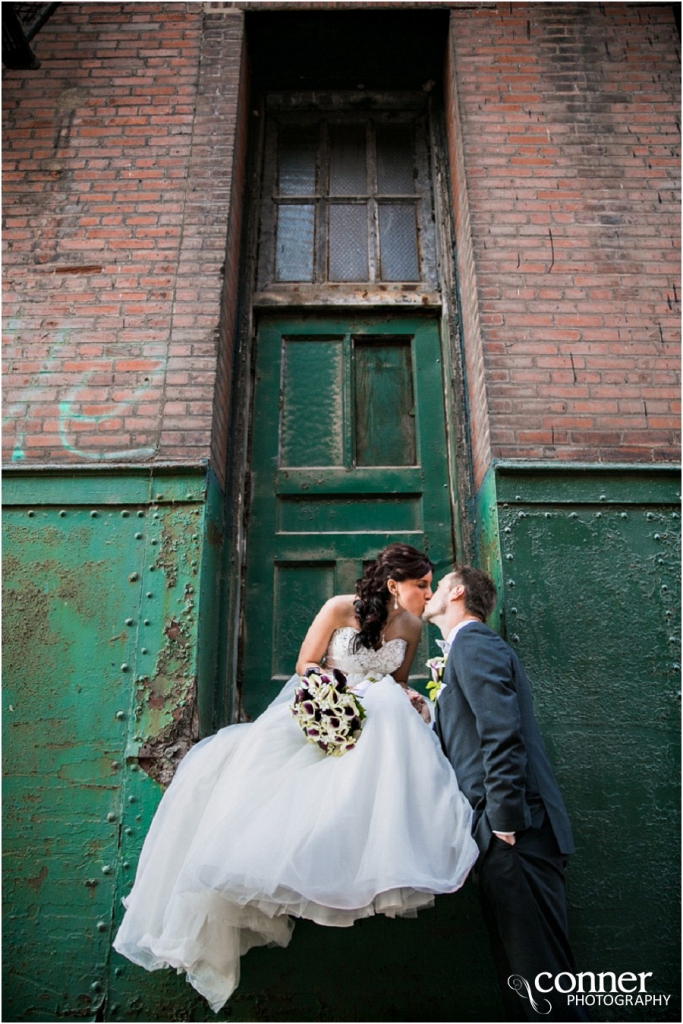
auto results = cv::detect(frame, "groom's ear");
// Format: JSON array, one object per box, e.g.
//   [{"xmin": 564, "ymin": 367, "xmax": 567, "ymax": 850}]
[{"xmin": 449, "ymin": 583, "xmax": 466, "ymax": 603}]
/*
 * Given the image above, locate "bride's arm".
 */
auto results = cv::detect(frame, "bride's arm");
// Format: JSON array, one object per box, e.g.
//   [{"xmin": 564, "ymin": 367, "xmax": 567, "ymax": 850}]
[
  {"xmin": 392, "ymin": 617, "xmax": 431, "ymax": 723},
  {"xmin": 295, "ymin": 595, "xmax": 353, "ymax": 675},
  {"xmin": 391, "ymin": 615, "xmax": 422, "ymax": 684}
]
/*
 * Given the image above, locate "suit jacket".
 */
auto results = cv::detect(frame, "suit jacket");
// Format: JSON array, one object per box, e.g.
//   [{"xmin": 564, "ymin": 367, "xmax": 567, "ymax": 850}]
[{"xmin": 434, "ymin": 621, "xmax": 575, "ymax": 857}]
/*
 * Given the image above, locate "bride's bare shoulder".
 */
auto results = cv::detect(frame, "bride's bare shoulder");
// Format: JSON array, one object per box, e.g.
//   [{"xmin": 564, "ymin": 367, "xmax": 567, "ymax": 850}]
[{"xmin": 319, "ymin": 594, "xmax": 357, "ymax": 627}]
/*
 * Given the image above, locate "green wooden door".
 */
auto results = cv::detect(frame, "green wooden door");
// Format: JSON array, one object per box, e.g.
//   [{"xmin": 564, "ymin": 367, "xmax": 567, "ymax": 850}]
[{"xmin": 241, "ymin": 315, "xmax": 452, "ymax": 719}]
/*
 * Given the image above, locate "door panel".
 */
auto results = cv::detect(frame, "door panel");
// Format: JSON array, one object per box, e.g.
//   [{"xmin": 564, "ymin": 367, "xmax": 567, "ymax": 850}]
[{"xmin": 241, "ymin": 315, "xmax": 452, "ymax": 719}]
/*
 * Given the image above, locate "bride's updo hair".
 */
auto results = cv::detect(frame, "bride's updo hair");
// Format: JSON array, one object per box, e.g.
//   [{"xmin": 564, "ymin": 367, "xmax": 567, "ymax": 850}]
[{"xmin": 353, "ymin": 543, "xmax": 433, "ymax": 651}]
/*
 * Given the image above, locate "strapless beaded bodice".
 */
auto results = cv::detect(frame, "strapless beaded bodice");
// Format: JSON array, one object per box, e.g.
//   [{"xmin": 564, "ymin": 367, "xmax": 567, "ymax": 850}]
[{"xmin": 324, "ymin": 627, "xmax": 407, "ymax": 681}]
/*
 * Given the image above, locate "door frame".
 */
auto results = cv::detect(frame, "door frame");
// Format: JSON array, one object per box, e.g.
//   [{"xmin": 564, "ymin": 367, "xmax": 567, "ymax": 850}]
[{"xmin": 219, "ymin": 89, "xmax": 474, "ymax": 726}]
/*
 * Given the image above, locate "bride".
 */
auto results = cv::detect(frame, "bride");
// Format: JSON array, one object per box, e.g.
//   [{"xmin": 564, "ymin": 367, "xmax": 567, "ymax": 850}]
[{"xmin": 113, "ymin": 543, "xmax": 479, "ymax": 1012}]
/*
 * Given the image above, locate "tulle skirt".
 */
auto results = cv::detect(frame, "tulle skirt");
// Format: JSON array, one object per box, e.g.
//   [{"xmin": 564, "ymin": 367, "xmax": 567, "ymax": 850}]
[{"xmin": 113, "ymin": 675, "xmax": 479, "ymax": 1012}]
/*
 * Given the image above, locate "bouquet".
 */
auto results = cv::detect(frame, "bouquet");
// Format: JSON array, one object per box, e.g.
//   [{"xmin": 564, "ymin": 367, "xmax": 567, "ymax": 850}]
[
  {"xmin": 291, "ymin": 667, "xmax": 366, "ymax": 757},
  {"xmin": 426, "ymin": 656, "xmax": 446, "ymax": 702}
]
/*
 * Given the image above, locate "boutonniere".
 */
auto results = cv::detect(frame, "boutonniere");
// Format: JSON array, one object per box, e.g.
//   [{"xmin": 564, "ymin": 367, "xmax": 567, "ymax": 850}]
[{"xmin": 425, "ymin": 656, "xmax": 446, "ymax": 702}]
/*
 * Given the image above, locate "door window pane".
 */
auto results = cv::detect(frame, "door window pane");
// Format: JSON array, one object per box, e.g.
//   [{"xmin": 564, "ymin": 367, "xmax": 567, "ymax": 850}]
[
  {"xmin": 280, "ymin": 338, "xmax": 344, "ymax": 466},
  {"xmin": 329, "ymin": 125, "xmax": 367, "ymax": 195},
  {"xmin": 328, "ymin": 204, "xmax": 368, "ymax": 281},
  {"xmin": 354, "ymin": 339, "xmax": 416, "ymax": 466},
  {"xmin": 278, "ymin": 129, "xmax": 317, "ymax": 195},
  {"xmin": 376, "ymin": 125, "xmax": 415, "ymax": 194},
  {"xmin": 275, "ymin": 204, "xmax": 315, "ymax": 281},
  {"xmin": 378, "ymin": 205, "xmax": 419, "ymax": 281}
]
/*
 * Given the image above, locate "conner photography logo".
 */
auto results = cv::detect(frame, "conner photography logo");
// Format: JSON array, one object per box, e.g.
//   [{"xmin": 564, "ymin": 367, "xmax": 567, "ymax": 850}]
[{"xmin": 508, "ymin": 971, "xmax": 673, "ymax": 1014}]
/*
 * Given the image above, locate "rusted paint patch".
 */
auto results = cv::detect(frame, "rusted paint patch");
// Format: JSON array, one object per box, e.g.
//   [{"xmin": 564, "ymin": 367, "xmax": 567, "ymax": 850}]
[
  {"xmin": 25, "ymin": 864, "xmax": 48, "ymax": 891},
  {"xmin": 137, "ymin": 680, "xmax": 199, "ymax": 787}
]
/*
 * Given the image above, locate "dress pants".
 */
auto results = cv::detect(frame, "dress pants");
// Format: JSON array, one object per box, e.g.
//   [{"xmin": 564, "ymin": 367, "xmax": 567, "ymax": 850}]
[{"xmin": 478, "ymin": 816, "xmax": 590, "ymax": 1022}]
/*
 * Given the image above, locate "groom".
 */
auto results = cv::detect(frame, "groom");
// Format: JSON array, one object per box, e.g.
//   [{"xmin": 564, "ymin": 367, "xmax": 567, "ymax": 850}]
[{"xmin": 423, "ymin": 566, "xmax": 588, "ymax": 1022}]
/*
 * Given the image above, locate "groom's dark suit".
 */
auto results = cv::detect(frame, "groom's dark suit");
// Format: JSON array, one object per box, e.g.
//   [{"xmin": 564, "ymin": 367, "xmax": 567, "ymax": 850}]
[{"xmin": 434, "ymin": 621, "xmax": 587, "ymax": 1022}]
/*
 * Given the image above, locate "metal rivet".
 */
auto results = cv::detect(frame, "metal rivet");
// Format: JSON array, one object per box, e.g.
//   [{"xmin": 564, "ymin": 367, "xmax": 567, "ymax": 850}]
[
  {"xmin": 137, "ymin": 510, "xmax": 145, "ymax": 518},
  {"xmin": 111, "ymin": 761, "xmax": 120, "ymax": 769},
  {"xmin": 146, "ymin": 592, "xmax": 153, "ymax": 599},
  {"xmin": 124, "ymin": 828, "xmax": 133, "ymax": 836},
  {"xmin": 101, "ymin": 866, "xmax": 111, "ymax": 875},
  {"xmin": 510, "ymin": 607, "xmax": 518, "ymax": 615},
  {"xmin": 128, "ymin": 795, "xmax": 136, "ymax": 804},
  {"xmin": 121, "ymin": 663, "xmax": 129, "ymax": 672},
  {"xmin": 59, "ymin": 510, "xmax": 67, "ymax": 517},
  {"xmin": 544, "ymin": 512, "xmax": 552, "ymax": 518},
  {"xmin": 508, "ymin": 580, "xmax": 516, "ymax": 588},
  {"xmin": 141, "ymin": 647, "xmax": 148, "ymax": 655},
  {"xmin": 186, "ymin": 586, "xmax": 194, "ymax": 594},
  {"xmin": 121, "ymin": 510, "xmax": 130, "ymax": 518},
  {"xmin": 647, "ymin": 512, "xmax": 655, "ymax": 520},
  {"xmin": 621, "ymin": 512, "xmax": 628, "ymax": 519},
  {"xmin": 115, "ymin": 711, "xmax": 125, "ymax": 720},
  {"xmin": 125, "ymin": 618, "xmax": 134, "ymax": 626},
  {"xmin": 665, "ymin": 610, "xmax": 673, "ymax": 617},
  {"xmin": 595, "ymin": 512, "xmax": 602, "ymax": 518},
  {"xmin": 506, "ymin": 553, "xmax": 513, "ymax": 560},
  {"xmin": 134, "ymin": 532, "xmax": 143, "ymax": 540},
  {"xmin": 129, "ymin": 573, "xmax": 139, "ymax": 582},
  {"xmin": 136, "ymin": 814, "xmax": 142, "ymax": 821},
  {"xmin": 599, "ymin": 494, "xmax": 606, "ymax": 501},
  {"xmin": 191, "ymin": 534, "xmax": 198, "ymax": 541},
  {"xmin": 91, "ymin": 981, "xmax": 103, "ymax": 992},
  {"xmin": 672, "ymin": 512, "xmax": 680, "ymax": 519},
  {"xmin": 155, "ymin": 494, "xmax": 163, "ymax": 501},
  {"xmin": 569, "ymin": 512, "xmax": 578, "ymax": 518},
  {"xmin": 122, "ymin": 861, "xmax": 130, "ymax": 870},
  {"xmin": 114, "ymin": 967, "xmax": 123, "ymax": 977},
  {"xmin": 143, "ymin": 619, "xmax": 150, "ymax": 626},
  {"xmin": 511, "ymin": 634, "xmax": 520, "ymax": 643},
  {"xmin": 90, "ymin": 511, "xmax": 99, "ymax": 518},
  {"xmin": 96, "ymin": 921, "xmax": 107, "ymax": 933},
  {"xmin": 662, "ymin": 584, "xmax": 669, "ymax": 591},
  {"xmin": 150, "ymin": 538, "xmax": 158, "ymax": 546},
  {"xmin": 106, "ymin": 812, "xmax": 116, "ymax": 822},
  {"xmin": 515, "ymin": 494, "xmax": 522, "ymax": 501},
  {"xmin": 654, "ymin": 533, "xmax": 661, "ymax": 541},
  {"xmin": 149, "ymin": 565, "xmax": 155, "ymax": 572},
  {"xmin": 517, "ymin": 511, "xmax": 527, "ymax": 519},
  {"xmin": 134, "ymin": 734, "xmax": 142, "ymax": 742},
  {"xmin": 130, "ymin": 763, "xmax": 139, "ymax": 772},
  {"xmin": 503, "ymin": 526, "xmax": 512, "ymax": 533},
  {"xmin": 668, "ymin": 636, "xmax": 677, "ymax": 644},
  {"xmin": 27, "ymin": 510, "xmax": 35, "ymax": 517},
  {"xmin": 190, "ymin": 560, "xmax": 197, "ymax": 567}
]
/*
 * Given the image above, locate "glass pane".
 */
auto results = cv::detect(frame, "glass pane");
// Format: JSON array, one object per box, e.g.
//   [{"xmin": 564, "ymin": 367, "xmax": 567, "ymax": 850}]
[
  {"xmin": 278, "ymin": 128, "xmax": 317, "ymax": 195},
  {"xmin": 328, "ymin": 204, "xmax": 368, "ymax": 281},
  {"xmin": 376, "ymin": 125, "xmax": 415, "ymax": 194},
  {"xmin": 354, "ymin": 340, "xmax": 416, "ymax": 466},
  {"xmin": 275, "ymin": 204, "xmax": 315, "ymax": 281},
  {"xmin": 329, "ymin": 125, "xmax": 367, "ymax": 195},
  {"xmin": 378, "ymin": 204, "xmax": 419, "ymax": 281}
]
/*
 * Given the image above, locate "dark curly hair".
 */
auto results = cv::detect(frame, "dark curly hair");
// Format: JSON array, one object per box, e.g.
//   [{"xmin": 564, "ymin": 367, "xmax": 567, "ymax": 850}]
[{"xmin": 352, "ymin": 543, "xmax": 433, "ymax": 652}]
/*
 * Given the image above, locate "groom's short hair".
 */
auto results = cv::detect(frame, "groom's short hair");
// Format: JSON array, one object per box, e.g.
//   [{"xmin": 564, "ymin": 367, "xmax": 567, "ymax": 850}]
[{"xmin": 451, "ymin": 566, "xmax": 497, "ymax": 622}]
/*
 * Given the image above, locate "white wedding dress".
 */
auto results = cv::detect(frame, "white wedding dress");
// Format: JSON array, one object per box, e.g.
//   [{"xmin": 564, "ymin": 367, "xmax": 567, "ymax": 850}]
[{"xmin": 113, "ymin": 628, "xmax": 479, "ymax": 1012}]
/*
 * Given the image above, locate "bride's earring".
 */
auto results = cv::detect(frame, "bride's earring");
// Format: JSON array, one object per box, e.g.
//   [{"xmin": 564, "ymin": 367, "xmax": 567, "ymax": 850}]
[{"xmin": 393, "ymin": 592, "xmax": 399, "ymax": 610}]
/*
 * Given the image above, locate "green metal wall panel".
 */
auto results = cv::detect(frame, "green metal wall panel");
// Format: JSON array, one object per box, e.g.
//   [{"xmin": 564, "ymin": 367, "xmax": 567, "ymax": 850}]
[
  {"xmin": 2, "ymin": 468, "xmax": 223, "ymax": 1023},
  {"xmin": 490, "ymin": 463, "xmax": 681, "ymax": 1023}
]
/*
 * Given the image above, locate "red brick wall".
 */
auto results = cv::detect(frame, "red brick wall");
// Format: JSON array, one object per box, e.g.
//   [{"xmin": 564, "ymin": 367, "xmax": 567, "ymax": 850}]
[
  {"xmin": 2, "ymin": 2, "xmax": 245, "ymax": 474},
  {"xmin": 446, "ymin": 1, "xmax": 680, "ymax": 484}
]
